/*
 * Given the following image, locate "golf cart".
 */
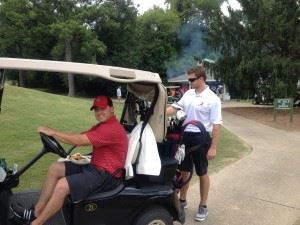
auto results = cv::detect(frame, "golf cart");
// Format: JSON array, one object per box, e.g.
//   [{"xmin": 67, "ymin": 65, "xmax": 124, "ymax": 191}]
[
  {"xmin": 294, "ymin": 88, "xmax": 300, "ymax": 108},
  {"xmin": 166, "ymin": 86, "xmax": 182, "ymax": 104},
  {"xmin": 0, "ymin": 58, "xmax": 185, "ymax": 225}
]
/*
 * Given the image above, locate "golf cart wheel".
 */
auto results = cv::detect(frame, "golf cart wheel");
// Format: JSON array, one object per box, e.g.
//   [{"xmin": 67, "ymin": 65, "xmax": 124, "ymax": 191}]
[{"xmin": 134, "ymin": 206, "xmax": 173, "ymax": 225}]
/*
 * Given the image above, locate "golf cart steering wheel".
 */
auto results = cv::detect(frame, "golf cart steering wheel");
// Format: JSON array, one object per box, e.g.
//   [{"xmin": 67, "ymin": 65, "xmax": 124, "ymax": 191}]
[{"xmin": 40, "ymin": 133, "xmax": 68, "ymax": 158}]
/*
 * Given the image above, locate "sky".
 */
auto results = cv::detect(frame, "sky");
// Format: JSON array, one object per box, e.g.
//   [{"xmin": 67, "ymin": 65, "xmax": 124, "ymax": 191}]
[
  {"xmin": 221, "ymin": 0, "xmax": 242, "ymax": 16},
  {"xmin": 133, "ymin": 0, "xmax": 167, "ymax": 14},
  {"xmin": 133, "ymin": 0, "xmax": 242, "ymax": 15}
]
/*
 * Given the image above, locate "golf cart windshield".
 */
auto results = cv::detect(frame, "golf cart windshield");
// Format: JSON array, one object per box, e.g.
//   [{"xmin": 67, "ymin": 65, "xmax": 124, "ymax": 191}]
[{"xmin": 0, "ymin": 58, "xmax": 167, "ymax": 142}]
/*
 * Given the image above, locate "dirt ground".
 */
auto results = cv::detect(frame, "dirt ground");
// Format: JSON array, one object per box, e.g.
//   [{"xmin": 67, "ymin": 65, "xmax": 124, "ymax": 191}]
[{"xmin": 223, "ymin": 105, "xmax": 300, "ymax": 132}]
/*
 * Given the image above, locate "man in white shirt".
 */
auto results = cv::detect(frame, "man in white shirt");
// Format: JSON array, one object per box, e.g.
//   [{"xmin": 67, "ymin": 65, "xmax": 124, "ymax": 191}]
[
  {"xmin": 166, "ymin": 65, "xmax": 222, "ymax": 222},
  {"xmin": 116, "ymin": 86, "xmax": 122, "ymax": 102}
]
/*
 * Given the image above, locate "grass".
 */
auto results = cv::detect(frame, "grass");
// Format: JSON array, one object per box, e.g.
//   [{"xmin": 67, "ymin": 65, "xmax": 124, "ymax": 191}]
[
  {"xmin": 209, "ymin": 126, "xmax": 251, "ymax": 174},
  {"xmin": 188, "ymin": 126, "xmax": 251, "ymax": 185},
  {"xmin": 0, "ymin": 85, "xmax": 251, "ymax": 190}
]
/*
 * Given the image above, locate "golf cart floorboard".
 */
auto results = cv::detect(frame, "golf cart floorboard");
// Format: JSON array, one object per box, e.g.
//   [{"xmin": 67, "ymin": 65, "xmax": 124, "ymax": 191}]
[{"xmin": 10, "ymin": 190, "xmax": 66, "ymax": 225}]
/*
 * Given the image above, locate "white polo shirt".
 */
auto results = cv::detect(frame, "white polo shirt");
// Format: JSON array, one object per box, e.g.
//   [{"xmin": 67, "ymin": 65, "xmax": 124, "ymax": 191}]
[{"xmin": 177, "ymin": 86, "xmax": 222, "ymax": 132}]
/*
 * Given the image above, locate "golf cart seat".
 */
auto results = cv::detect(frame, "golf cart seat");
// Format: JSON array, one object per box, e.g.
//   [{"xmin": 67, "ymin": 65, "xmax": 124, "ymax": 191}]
[
  {"xmin": 84, "ymin": 182, "xmax": 125, "ymax": 201},
  {"xmin": 132, "ymin": 157, "xmax": 177, "ymax": 186}
]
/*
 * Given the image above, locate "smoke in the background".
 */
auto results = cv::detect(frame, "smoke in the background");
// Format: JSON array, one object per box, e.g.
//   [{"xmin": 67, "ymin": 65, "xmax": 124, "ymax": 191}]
[{"xmin": 166, "ymin": 17, "xmax": 217, "ymax": 78}]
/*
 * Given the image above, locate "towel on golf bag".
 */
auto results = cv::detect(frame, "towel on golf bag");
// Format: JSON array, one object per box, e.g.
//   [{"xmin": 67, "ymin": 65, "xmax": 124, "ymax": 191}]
[{"xmin": 125, "ymin": 122, "xmax": 161, "ymax": 179}]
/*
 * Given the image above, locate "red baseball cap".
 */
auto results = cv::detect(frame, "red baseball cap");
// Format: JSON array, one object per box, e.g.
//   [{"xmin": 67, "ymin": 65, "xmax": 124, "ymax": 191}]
[{"xmin": 90, "ymin": 95, "xmax": 113, "ymax": 111}]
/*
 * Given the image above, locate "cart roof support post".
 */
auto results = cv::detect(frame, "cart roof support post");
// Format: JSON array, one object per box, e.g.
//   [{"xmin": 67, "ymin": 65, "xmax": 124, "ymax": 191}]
[{"xmin": 0, "ymin": 70, "xmax": 5, "ymax": 113}]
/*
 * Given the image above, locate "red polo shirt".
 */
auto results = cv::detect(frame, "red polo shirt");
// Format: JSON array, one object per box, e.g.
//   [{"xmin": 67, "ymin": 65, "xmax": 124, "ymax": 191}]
[{"xmin": 85, "ymin": 116, "xmax": 128, "ymax": 176}]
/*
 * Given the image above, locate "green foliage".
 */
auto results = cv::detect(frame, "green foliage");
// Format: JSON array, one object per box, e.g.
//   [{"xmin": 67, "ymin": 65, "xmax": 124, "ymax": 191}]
[
  {"xmin": 167, "ymin": 0, "xmax": 223, "ymax": 23},
  {"xmin": 165, "ymin": 0, "xmax": 222, "ymax": 77},
  {"xmin": 0, "ymin": 0, "xmax": 179, "ymax": 93},
  {"xmin": 136, "ymin": 7, "xmax": 180, "ymax": 77},
  {"xmin": 1, "ymin": 0, "xmax": 299, "ymax": 100},
  {"xmin": 0, "ymin": 0, "xmax": 108, "ymax": 95},
  {"xmin": 206, "ymin": 0, "xmax": 300, "ymax": 98},
  {"xmin": 273, "ymin": 80, "xmax": 288, "ymax": 98},
  {"xmin": 0, "ymin": 0, "xmax": 34, "ymax": 57},
  {"xmin": 93, "ymin": 0, "xmax": 138, "ymax": 68}
]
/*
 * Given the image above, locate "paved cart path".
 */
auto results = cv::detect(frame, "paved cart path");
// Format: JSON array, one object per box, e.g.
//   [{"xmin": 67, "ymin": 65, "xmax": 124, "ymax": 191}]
[{"xmin": 183, "ymin": 110, "xmax": 300, "ymax": 225}]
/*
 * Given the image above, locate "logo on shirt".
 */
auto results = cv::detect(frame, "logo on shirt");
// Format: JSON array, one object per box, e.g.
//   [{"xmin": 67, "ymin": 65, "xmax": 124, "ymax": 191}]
[
  {"xmin": 197, "ymin": 101, "xmax": 204, "ymax": 107},
  {"xmin": 84, "ymin": 203, "xmax": 98, "ymax": 212}
]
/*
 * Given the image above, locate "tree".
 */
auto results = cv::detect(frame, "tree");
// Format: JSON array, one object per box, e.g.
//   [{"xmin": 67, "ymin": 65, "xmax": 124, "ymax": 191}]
[
  {"xmin": 0, "ymin": 0, "xmax": 37, "ymax": 86},
  {"xmin": 206, "ymin": 0, "xmax": 300, "ymax": 99},
  {"xmin": 135, "ymin": 7, "xmax": 180, "ymax": 78},
  {"xmin": 47, "ymin": 0, "xmax": 106, "ymax": 97},
  {"xmin": 92, "ymin": 0, "xmax": 138, "ymax": 68},
  {"xmin": 165, "ymin": 0, "xmax": 223, "ymax": 77},
  {"xmin": 0, "ymin": 0, "xmax": 106, "ymax": 95}
]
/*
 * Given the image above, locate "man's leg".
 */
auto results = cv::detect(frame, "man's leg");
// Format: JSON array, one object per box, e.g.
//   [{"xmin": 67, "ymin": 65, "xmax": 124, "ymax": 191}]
[
  {"xmin": 199, "ymin": 174, "xmax": 210, "ymax": 206},
  {"xmin": 194, "ymin": 174, "xmax": 209, "ymax": 222},
  {"xmin": 180, "ymin": 173, "xmax": 210, "ymax": 205},
  {"xmin": 193, "ymin": 142, "xmax": 210, "ymax": 222},
  {"xmin": 179, "ymin": 171, "xmax": 190, "ymax": 200},
  {"xmin": 32, "ymin": 178, "xmax": 70, "ymax": 225},
  {"xmin": 34, "ymin": 162, "xmax": 66, "ymax": 216}
]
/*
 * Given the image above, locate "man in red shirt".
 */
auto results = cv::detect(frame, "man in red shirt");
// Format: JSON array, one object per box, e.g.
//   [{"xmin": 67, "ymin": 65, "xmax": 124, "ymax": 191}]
[{"xmin": 13, "ymin": 95, "xmax": 128, "ymax": 225}]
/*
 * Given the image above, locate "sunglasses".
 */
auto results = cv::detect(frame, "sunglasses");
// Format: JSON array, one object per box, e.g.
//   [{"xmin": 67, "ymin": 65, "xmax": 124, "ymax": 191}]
[{"xmin": 188, "ymin": 77, "xmax": 200, "ymax": 83}]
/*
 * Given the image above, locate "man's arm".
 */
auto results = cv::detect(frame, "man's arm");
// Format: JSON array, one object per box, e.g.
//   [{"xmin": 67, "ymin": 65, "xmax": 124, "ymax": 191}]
[
  {"xmin": 38, "ymin": 126, "xmax": 91, "ymax": 146},
  {"xmin": 166, "ymin": 106, "xmax": 178, "ymax": 115},
  {"xmin": 207, "ymin": 124, "xmax": 220, "ymax": 160}
]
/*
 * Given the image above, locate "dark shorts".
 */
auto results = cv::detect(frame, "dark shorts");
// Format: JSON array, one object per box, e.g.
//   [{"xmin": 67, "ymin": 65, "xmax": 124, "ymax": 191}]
[
  {"xmin": 65, "ymin": 162, "xmax": 119, "ymax": 202},
  {"xmin": 178, "ymin": 132, "xmax": 212, "ymax": 176}
]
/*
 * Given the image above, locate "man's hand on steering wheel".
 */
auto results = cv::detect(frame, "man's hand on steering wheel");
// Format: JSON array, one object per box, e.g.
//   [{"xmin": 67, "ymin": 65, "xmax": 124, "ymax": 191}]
[
  {"xmin": 38, "ymin": 126, "xmax": 57, "ymax": 136},
  {"xmin": 39, "ymin": 131, "xmax": 67, "ymax": 158}
]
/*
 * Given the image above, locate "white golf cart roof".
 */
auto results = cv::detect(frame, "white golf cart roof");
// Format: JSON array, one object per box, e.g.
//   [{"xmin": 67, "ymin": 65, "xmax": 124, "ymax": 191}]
[
  {"xmin": 165, "ymin": 86, "xmax": 180, "ymax": 89},
  {"xmin": 0, "ymin": 58, "xmax": 167, "ymax": 142},
  {"xmin": 0, "ymin": 58, "xmax": 161, "ymax": 83}
]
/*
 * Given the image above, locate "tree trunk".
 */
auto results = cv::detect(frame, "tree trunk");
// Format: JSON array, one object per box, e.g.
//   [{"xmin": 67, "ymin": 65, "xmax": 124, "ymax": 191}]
[
  {"xmin": 65, "ymin": 38, "xmax": 75, "ymax": 97},
  {"xmin": 16, "ymin": 45, "xmax": 25, "ymax": 87},
  {"xmin": 18, "ymin": 70, "xmax": 25, "ymax": 87}
]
